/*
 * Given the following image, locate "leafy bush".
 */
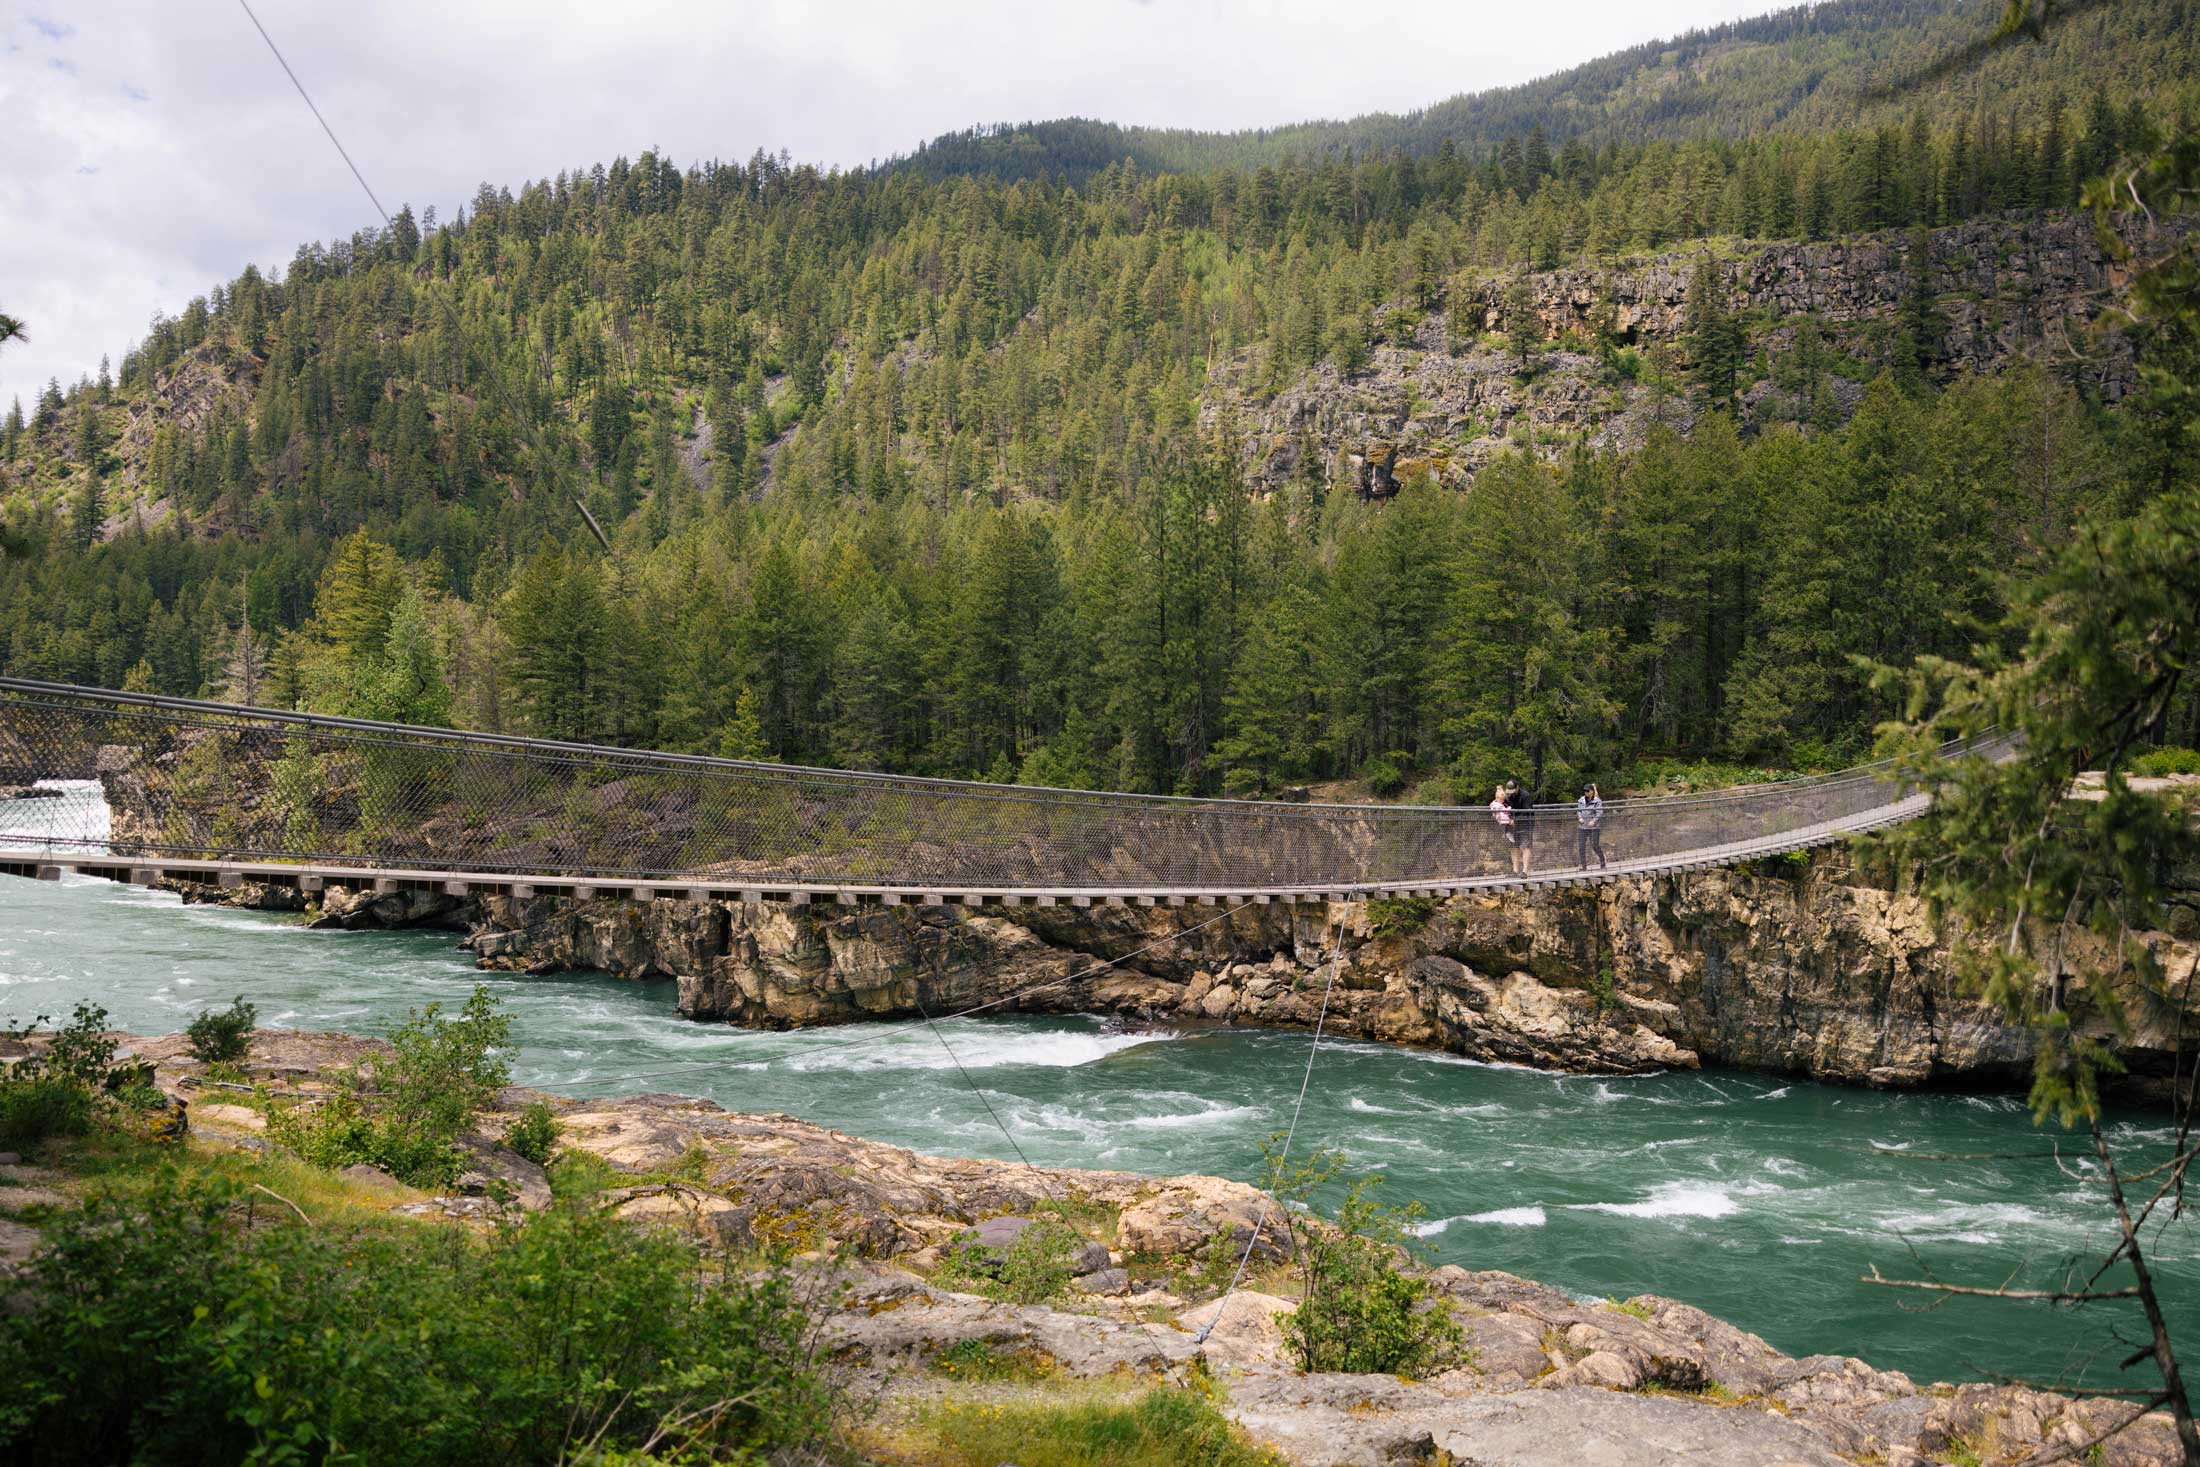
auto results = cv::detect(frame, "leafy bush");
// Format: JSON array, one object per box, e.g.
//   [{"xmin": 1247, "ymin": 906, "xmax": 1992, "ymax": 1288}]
[
  {"xmin": 184, "ymin": 994, "xmax": 257, "ymax": 1063},
  {"xmin": 265, "ymin": 986, "xmax": 513, "ymax": 1187},
  {"xmin": 911, "ymin": 1387, "xmax": 1282, "ymax": 1467},
  {"xmin": 29, "ymin": 1002, "xmax": 119, "ymax": 1088},
  {"xmin": 1366, "ymin": 896, "xmax": 1439, "ymax": 939},
  {"xmin": 504, "ymin": 1101, "xmax": 561, "ymax": 1166},
  {"xmin": 1585, "ymin": 965, "xmax": 1620, "ymax": 1015},
  {"xmin": 1362, "ymin": 752, "xmax": 1411, "ymax": 798},
  {"xmin": 933, "ymin": 1219, "xmax": 1080, "ymax": 1304},
  {"xmin": 0, "ymin": 1003, "xmax": 117, "ymax": 1153},
  {"xmin": 0, "ymin": 1171, "xmax": 839, "ymax": 1466},
  {"xmin": 1258, "ymin": 1137, "xmax": 1462, "ymax": 1377},
  {"xmin": 2134, "ymin": 746, "xmax": 2200, "ymax": 776}
]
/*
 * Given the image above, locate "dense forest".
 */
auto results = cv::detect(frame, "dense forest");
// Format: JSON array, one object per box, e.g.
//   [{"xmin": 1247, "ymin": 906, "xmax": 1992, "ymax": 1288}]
[
  {"xmin": 902, "ymin": 0, "xmax": 2197, "ymax": 180},
  {"xmin": 1, "ymin": 0, "xmax": 2194, "ymax": 799}
]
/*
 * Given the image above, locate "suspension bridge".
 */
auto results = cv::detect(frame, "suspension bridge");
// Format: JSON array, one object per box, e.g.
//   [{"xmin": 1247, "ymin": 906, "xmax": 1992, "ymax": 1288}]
[{"xmin": 0, "ymin": 679, "xmax": 1999, "ymax": 908}]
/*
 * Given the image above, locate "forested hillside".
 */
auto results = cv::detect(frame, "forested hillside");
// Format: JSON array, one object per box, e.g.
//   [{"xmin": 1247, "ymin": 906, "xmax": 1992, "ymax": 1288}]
[
  {"xmin": 1, "ymin": 0, "xmax": 2194, "ymax": 800},
  {"xmin": 904, "ymin": 0, "xmax": 2196, "ymax": 180}
]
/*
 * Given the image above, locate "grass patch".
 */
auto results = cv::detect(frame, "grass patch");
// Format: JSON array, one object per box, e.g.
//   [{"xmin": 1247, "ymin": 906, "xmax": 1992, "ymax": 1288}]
[
  {"xmin": 1604, "ymin": 1295, "xmax": 1654, "ymax": 1321},
  {"xmin": 930, "ymin": 1337, "xmax": 1058, "ymax": 1384},
  {"xmin": 887, "ymin": 1387, "xmax": 1284, "ymax": 1467},
  {"xmin": 546, "ymin": 1149, "xmax": 624, "ymax": 1202},
  {"xmin": 23, "ymin": 1128, "xmax": 426, "ymax": 1229}
]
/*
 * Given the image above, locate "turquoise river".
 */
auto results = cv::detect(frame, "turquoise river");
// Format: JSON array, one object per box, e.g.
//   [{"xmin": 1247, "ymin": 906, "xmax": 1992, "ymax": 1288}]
[{"xmin": 4, "ymin": 872, "xmax": 2192, "ymax": 1390}]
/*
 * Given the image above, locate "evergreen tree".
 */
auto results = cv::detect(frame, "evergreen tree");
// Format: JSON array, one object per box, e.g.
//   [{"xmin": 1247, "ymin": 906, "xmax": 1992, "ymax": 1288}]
[
  {"xmin": 1501, "ymin": 277, "xmax": 1539, "ymax": 376},
  {"xmin": 1684, "ymin": 259, "xmax": 1744, "ymax": 409}
]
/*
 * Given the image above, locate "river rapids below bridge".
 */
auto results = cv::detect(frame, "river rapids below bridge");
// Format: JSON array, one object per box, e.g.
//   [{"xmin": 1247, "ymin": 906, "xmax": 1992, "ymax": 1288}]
[{"xmin": 3, "ymin": 869, "xmax": 2193, "ymax": 1391}]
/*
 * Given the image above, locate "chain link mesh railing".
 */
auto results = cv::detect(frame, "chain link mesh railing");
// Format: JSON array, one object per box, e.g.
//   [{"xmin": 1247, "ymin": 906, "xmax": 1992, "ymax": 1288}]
[{"xmin": 0, "ymin": 679, "xmax": 2006, "ymax": 895}]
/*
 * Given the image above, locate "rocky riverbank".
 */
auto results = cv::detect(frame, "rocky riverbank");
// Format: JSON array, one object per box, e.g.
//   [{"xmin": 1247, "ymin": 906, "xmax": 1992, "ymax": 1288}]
[
  {"xmin": 180, "ymin": 841, "xmax": 2196, "ymax": 1106},
  {"xmin": 14, "ymin": 1027, "xmax": 2180, "ymax": 1467}
]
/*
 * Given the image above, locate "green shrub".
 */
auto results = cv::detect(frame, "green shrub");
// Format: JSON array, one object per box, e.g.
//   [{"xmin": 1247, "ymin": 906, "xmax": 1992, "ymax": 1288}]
[
  {"xmin": 375, "ymin": 985, "xmax": 512, "ymax": 1150},
  {"xmin": 1367, "ymin": 896, "xmax": 1438, "ymax": 939},
  {"xmin": 546, "ymin": 1150, "xmax": 623, "ymax": 1202},
  {"xmin": 1585, "ymin": 965, "xmax": 1620, "ymax": 1015},
  {"xmin": 1258, "ymin": 1137, "xmax": 1462, "ymax": 1377},
  {"xmin": 504, "ymin": 1101, "xmax": 560, "ymax": 1166},
  {"xmin": 2134, "ymin": 746, "xmax": 2200, "ymax": 776},
  {"xmin": 184, "ymin": 995, "xmax": 257, "ymax": 1063},
  {"xmin": 28, "ymin": 1002, "xmax": 119, "ymax": 1088},
  {"xmin": 933, "ymin": 1219, "xmax": 1080, "ymax": 1304},
  {"xmin": 0, "ymin": 1003, "xmax": 117, "ymax": 1153},
  {"xmin": 0, "ymin": 1171, "xmax": 838, "ymax": 1466},
  {"xmin": 913, "ymin": 1387, "xmax": 1281, "ymax": 1467},
  {"xmin": 264, "ymin": 986, "xmax": 514, "ymax": 1188},
  {"xmin": 1362, "ymin": 752, "xmax": 1411, "ymax": 798}
]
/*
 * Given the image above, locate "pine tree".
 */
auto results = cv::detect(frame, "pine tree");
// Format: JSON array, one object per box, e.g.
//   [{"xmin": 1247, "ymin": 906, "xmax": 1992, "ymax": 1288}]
[
  {"xmin": 70, "ymin": 475, "xmax": 105, "ymax": 549},
  {"xmin": 1894, "ymin": 225, "xmax": 1949, "ymax": 390},
  {"xmin": 1502, "ymin": 277, "xmax": 1539, "ymax": 376},
  {"xmin": 1685, "ymin": 259, "xmax": 1744, "ymax": 409}
]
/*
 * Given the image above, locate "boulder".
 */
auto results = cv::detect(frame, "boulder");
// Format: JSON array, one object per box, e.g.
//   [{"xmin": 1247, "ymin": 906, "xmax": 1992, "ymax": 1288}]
[
  {"xmin": 1178, "ymin": 1290, "xmax": 1296, "ymax": 1365},
  {"xmin": 451, "ymin": 1134, "xmax": 552, "ymax": 1211}
]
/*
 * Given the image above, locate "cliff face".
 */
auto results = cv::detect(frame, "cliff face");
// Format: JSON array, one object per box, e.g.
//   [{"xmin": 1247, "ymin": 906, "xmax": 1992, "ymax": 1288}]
[
  {"xmin": 1202, "ymin": 213, "xmax": 2151, "ymax": 497},
  {"xmin": 445, "ymin": 846, "xmax": 2197, "ymax": 1104}
]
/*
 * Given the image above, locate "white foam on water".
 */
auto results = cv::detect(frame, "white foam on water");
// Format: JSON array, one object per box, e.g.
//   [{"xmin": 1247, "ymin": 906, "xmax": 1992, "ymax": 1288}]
[
  {"xmin": 1570, "ymin": 1181, "xmax": 1742, "ymax": 1220},
  {"xmin": 1348, "ymin": 1096, "xmax": 1402, "ymax": 1114},
  {"xmin": 1758, "ymin": 1086, "xmax": 1792, "ymax": 1101},
  {"xmin": 1458, "ymin": 1205, "xmax": 1547, "ymax": 1228},
  {"xmin": 1325, "ymin": 1039, "xmax": 1538, "ymax": 1073},
  {"xmin": 1585, "ymin": 1081, "xmax": 1683, "ymax": 1106},
  {"xmin": 1870, "ymin": 1201, "xmax": 2055, "ymax": 1245},
  {"xmin": 1123, "ymin": 1102, "xmax": 1265, "ymax": 1132},
  {"xmin": 1763, "ymin": 1156, "xmax": 1810, "ymax": 1179},
  {"xmin": 781, "ymin": 1023, "xmax": 1180, "ymax": 1072}
]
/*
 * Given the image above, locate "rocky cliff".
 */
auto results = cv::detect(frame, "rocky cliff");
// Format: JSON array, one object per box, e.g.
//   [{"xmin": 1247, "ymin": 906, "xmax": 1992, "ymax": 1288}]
[
  {"xmin": 407, "ymin": 843, "xmax": 2194, "ymax": 1105},
  {"xmin": 1203, "ymin": 213, "xmax": 2157, "ymax": 496}
]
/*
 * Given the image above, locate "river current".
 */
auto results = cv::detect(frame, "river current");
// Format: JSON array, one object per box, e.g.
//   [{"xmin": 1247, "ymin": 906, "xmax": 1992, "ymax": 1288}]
[{"xmin": 3, "ymin": 869, "xmax": 2192, "ymax": 1389}]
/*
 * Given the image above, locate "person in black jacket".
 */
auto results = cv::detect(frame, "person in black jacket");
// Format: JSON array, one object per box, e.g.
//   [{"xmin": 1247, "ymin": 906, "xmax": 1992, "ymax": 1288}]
[{"xmin": 1504, "ymin": 779, "xmax": 1534, "ymax": 874}]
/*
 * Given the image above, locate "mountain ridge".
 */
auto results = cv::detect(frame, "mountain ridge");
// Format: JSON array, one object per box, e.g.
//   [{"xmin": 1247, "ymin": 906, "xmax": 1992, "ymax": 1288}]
[{"xmin": 891, "ymin": 0, "xmax": 2193, "ymax": 182}]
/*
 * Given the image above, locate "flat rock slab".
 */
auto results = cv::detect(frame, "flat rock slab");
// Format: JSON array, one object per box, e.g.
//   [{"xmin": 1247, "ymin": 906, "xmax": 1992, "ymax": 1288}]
[{"xmin": 1431, "ymin": 1388, "xmax": 1851, "ymax": 1467}]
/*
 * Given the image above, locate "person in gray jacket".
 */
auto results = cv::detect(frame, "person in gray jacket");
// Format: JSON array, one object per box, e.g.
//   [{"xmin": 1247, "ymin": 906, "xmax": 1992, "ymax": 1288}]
[{"xmin": 1575, "ymin": 783, "xmax": 1606, "ymax": 869}]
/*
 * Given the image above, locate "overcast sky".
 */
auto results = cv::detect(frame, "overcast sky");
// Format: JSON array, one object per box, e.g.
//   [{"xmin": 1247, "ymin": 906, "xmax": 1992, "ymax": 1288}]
[{"xmin": 1, "ymin": 0, "xmax": 1779, "ymax": 403}]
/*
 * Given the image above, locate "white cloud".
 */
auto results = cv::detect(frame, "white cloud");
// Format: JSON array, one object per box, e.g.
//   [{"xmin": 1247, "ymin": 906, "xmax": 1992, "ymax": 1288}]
[{"xmin": 0, "ymin": 0, "xmax": 1774, "ymax": 402}]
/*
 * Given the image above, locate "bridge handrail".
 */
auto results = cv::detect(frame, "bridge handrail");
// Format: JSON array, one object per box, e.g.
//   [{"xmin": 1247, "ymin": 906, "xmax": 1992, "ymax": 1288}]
[{"xmin": 0, "ymin": 677, "xmax": 1996, "ymax": 818}]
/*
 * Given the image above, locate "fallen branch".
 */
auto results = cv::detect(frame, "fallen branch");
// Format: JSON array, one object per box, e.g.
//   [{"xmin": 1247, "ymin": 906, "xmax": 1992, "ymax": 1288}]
[
  {"xmin": 1860, "ymin": 1265, "xmax": 2139, "ymax": 1303},
  {"xmin": 251, "ymin": 1183, "xmax": 312, "ymax": 1226}
]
